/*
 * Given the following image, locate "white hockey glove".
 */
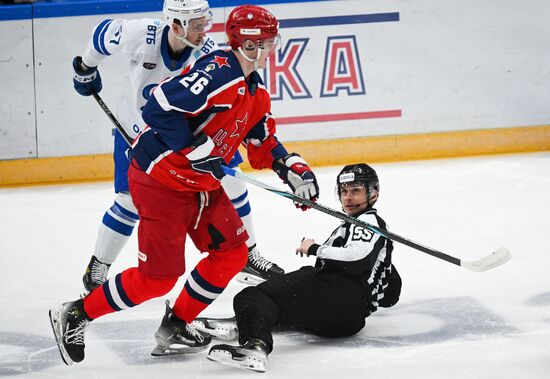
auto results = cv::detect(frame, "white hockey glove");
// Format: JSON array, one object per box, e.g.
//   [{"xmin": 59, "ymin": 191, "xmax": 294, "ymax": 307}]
[
  {"xmin": 273, "ymin": 153, "xmax": 319, "ymax": 210},
  {"xmin": 186, "ymin": 134, "xmax": 225, "ymax": 180}
]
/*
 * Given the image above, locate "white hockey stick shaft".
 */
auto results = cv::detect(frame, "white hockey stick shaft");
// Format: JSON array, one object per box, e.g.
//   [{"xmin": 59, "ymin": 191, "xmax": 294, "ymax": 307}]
[{"xmin": 221, "ymin": 166, "xmax": 511, "ymax": 272}]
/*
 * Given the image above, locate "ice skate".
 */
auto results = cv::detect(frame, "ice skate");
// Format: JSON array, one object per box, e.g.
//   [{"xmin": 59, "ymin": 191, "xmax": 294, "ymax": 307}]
[
  {"xmin": 49, "ymin": 299, "xmax": 91, "ymax": 366},
  {"xmin": 151, "ymin": 300, "xmax": 212, "ymax": 356},
  {"xmin": 207, "ymin": 338, "xmax": 269, "ymax": 372},
  {"xmin": 192, "ymin": 316, "xmax": 238, "ymax": 341},
  {"xmin": 82, "ymin": 255, "xmax": 111, "ymax": 295},
  {"xmin": 235, "ymin": 245, "xmax": 284, "ymax": 285}
]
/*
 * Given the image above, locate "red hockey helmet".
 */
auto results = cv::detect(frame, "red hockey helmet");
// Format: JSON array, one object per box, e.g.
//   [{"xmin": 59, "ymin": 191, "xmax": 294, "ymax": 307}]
[{"xmin": 225, "ymin": 5, "xmax": 279, "ymax": 50}]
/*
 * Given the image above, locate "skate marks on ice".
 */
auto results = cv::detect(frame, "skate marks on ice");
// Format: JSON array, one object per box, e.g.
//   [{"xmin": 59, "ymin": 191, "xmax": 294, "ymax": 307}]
[
  {"xmin": 526, "ymin": 292, "xmax": 550, "ymax": 323},
  {"xmin": 0, "ymin": 296, "xmax": 529, "ymax": 376},
  {"xmin": 86, "ymin": 319, "xmax": 161, "ymax": 365},
  {"xmin": 525, "ymin": 291, "xmax": 550, "ymax": 307},
  {"xmin": 275, "ymin": 296, "xmax": 517, "ymax": 349},
  {"xmin": 0, "ymin": 319, "xmax": 189, "ymax": 377},
  {"xmin": 0, "ymin": 332, "xmax": 60, "ymax": 377}
]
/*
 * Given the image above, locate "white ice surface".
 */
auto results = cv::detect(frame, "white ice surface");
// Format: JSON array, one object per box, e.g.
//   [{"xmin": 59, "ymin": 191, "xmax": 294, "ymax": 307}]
[{"xmin": 1, "ymin": 153, "xmax": 549, "ymax": 378}]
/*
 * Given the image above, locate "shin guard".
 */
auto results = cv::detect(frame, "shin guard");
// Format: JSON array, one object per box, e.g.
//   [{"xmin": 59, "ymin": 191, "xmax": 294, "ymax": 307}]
[{"xmin": 173, "ymin": 243, "xmax": 248, "ymax": 322}]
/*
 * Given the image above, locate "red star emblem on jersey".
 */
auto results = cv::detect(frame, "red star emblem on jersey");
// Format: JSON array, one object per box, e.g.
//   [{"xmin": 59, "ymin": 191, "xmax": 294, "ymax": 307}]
[{"xmin": 211, "ymin": 56, "xmax": 231, "ymax": 69}]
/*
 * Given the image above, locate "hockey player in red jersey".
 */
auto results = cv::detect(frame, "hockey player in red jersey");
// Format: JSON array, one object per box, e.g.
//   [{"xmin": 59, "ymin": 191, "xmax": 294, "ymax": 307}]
[
  {"xmin": 49, "ymin": 4, "xmax": 319, "ymax": 366},
  {"xmin": 74, "ymin": 0, "xmax": 284, "ymax": 295}
]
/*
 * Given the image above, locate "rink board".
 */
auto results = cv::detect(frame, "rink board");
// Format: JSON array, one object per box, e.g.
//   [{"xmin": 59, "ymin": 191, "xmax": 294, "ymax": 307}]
[
  {"xmin": 1, "ymin": 0, "xmax": 550, "ymax": 185},
  {"xmin": 1, "ymin": 125, "xmax": 549, "ymax": 187}
]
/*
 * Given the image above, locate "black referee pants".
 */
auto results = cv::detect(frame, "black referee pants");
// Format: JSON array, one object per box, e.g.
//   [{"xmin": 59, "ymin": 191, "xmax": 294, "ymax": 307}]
[{"xmin": 233, "ymin": 266, "xmax": 369, "ymax": 352}]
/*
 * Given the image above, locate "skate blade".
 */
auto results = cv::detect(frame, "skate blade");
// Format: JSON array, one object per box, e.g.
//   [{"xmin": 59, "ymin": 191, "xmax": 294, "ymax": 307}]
[
  {"xmin": 151, "ymin": 344, "xmax": 209, "ymax": 356},
  {"xmin": 207, "ymin": 350, "xmax": 266, "ymax": 372},
  {"xmin": 234, "ymin": 272, "xmax": 265, "ymax": 286},
  {"xmin": 192, "ymin": 320, "xmax": 238, "ymax": 341},
  {"xmin": 48, "ymin": 309, "xmax": 73, "ymax": 366}
]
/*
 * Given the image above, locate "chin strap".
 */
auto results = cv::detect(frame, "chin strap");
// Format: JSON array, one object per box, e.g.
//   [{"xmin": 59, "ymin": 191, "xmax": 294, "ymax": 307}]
[
  {"xmin": 237, "ymin": 46, "xmax": 262, "ymax": 72},
  {"xmin": 174, "ymin": 29, "xmax": 200, "ymax": 49},
  {"xmin": 349, "ymin": 202, "xmax": 368, "ymax": 209}
]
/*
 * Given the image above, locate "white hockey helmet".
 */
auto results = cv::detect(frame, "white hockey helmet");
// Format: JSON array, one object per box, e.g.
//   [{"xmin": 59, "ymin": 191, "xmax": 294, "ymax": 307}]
[{"xmin": 163, "ymin": 0, "xmax": 212, "ymax": 46}]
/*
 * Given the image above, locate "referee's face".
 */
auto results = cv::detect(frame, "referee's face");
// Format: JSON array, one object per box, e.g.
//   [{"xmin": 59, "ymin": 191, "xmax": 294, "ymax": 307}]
[{"xmin": 340, "ymin": 183, "xmax": 368, "ymax": 216}]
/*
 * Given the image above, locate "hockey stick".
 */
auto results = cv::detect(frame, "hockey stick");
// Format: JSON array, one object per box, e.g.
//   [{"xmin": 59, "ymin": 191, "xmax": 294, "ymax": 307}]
[
  {"xmin": 221, "ymin": 166, "xmax": 511, "ymax": 272},
  {"xmin": 92, "ymin": 91, "xmax": 133, "ymax": 145},
  {"xmin": 90, "ymin": 92, "xmax": 510, "ymax": 272}
]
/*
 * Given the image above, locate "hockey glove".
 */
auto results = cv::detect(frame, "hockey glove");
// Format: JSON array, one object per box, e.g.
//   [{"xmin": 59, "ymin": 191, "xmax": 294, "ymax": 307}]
[
  {"xmin": 72, "ymin": 56, "xmax": 102, "ymax": 96},
  {"xmin": 186, "ymin": 134, "xmax": 225, "ymax": 181},
  {"xmin": 273, "ymin": 153, "xmax": 319, "ymax": 210}
]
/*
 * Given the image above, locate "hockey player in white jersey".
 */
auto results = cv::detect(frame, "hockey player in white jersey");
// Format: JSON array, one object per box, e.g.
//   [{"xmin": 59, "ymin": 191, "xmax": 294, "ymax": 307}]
[{"xmin": 72, "ymin": 0, "xmax": 284, "ymax": 292}]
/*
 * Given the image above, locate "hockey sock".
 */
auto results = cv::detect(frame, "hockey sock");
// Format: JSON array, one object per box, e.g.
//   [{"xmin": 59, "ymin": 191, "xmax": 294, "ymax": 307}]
[
  {"xmin": 221, "ymin": 173, "xmax": 256, "ymax": 248},
  {"xmin": 94, "ymin": 192, "xmax": 139, "ymax": 264},
  {"xmin": 83, "ymin": 267, "xmax": 177, "ymax": 319},
  {"xmin": 239, "ymin": 203, "xmax": 257, "ymax": 249},
  {"xmin": 173, "ymin": 243, "xmax": 248, "ymax": 322}
]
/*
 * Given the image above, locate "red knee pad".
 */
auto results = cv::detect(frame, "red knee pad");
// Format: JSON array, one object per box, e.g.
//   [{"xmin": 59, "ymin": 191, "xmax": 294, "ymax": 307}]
[
  {"xmin": 199, "ymin": 243, "xmax": 248, "ymax": 285},
  {"xmin": 121, "ymin": 268, "xmax": 178, "ymax": 304}
]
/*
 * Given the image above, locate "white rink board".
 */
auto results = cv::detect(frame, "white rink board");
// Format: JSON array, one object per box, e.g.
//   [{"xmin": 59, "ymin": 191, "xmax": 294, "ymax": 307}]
[
  {"xmin": 0, "ymin": 18, "xmax": 36, "ymax": 160},
  {"xmin": 1, "ymin": 0, "xmax": 550, "ymax": 158}
]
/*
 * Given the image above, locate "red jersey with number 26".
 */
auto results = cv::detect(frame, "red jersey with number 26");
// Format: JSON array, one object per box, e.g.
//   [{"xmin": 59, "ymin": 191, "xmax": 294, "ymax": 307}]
[{"xmin": 131, "ymin": 49, "xmax": 288, "ymax": 192}]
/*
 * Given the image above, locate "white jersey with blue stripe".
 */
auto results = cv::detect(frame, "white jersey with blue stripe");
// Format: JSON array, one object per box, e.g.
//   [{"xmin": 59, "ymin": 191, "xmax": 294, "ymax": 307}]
[{"xmin": 81, "ymin": 18, "xmax": 219, "ymax": 141}]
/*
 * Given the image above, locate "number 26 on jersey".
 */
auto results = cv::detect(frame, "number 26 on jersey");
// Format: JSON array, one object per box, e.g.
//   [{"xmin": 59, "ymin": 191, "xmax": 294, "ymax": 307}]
[{"xmin": 179, "ymin": 72, "xmax": 209, "ymax": 95}]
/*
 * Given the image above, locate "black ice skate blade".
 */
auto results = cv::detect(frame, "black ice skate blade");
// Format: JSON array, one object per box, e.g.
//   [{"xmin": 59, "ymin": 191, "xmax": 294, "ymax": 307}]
[
  {"xmin": 48, "ymin": 309, "xmax": 73, "ymax": 366},
  {"xmin": 207, "ymin": 350, "xmax": 266, "ymax": 373},
  {"xmin": 150, "ymin": 344, "xmax": 208, "ymax": 356}
]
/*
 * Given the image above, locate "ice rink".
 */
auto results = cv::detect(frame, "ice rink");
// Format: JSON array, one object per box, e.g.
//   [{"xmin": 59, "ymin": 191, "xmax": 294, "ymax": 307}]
[{"xmin": 1, "ymin": 152, "xmax": 549, "ymax": 378}]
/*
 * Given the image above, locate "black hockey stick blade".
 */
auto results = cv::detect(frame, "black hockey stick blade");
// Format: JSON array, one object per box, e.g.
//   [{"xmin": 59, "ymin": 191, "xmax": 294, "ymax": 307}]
[{"xmin": 221, "ymin": 166, "xmax": 511, "ymax": 272}]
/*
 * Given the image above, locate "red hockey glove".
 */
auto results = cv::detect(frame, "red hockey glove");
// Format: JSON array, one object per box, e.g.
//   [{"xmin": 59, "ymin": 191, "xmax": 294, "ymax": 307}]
[{"xmin": 273, "ymin": 153, "xmax": 319, "ymax": 210}]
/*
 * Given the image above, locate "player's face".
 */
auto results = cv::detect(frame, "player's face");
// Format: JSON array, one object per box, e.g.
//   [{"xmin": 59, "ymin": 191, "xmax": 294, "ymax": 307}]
[
  {"xmin": 186, "ymin": 16, "xmax": 210, "ymax": 45},
  {"xmin": 256, "ymin": 36, "xmax": 279, "ymax": 69},
  {"xmin": 340, "ymin": 183, "xmax": 368, "ymax": 215}
]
